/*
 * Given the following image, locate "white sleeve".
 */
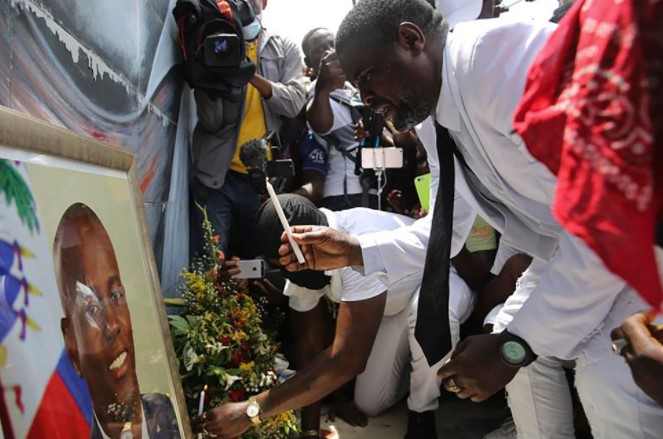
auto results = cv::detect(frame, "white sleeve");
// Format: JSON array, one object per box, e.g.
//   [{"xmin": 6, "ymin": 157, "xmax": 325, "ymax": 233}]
[
  {"xmin": 357, "ymin": 190, "xmax": 476, "ymax": 284},
  {"xmin": 339, "ymin": 269, "xmax": 387, "ymax": 303},
  {"xmin": 507, "ymin": 231, "xmax": 627, "ymax": 360},
  {"xmin": 283, "ymin": 280, "xmax": 327, "ymax": 313}
]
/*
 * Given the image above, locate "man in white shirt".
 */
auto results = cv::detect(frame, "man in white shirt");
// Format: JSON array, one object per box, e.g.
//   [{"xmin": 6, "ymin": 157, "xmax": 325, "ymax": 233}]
[
  {"xmin": 201, "ymin": 194, "xmax": 473, "ymax": 439},
  {"xmin": 305, "ymin": 29, "xmax": 377, "ymax": 210},
  {"xmin": 277, "ymin": 0, "xmax": 663, "ymax": 437}
]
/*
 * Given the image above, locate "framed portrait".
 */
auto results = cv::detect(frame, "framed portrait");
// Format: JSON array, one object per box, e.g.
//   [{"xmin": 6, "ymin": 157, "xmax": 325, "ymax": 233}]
[{"xmin": 0, "ymin": 107, "xmax": 192, "ymax": 439}]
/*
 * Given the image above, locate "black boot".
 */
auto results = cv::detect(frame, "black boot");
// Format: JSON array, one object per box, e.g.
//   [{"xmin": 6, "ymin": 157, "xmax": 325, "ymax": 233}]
[{"xmin": 404, "ymin": 409, "xmax": 438, "ymax": 439}]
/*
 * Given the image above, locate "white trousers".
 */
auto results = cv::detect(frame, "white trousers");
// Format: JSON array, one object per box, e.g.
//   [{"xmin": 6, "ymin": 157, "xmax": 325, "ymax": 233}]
[
  {"xmin": 496, "ymin": 257, "xmax": 663, "ymax": 438},
  {"xmin": 354, "ymin": 270, "xmax": 474, "ymax": 416}
]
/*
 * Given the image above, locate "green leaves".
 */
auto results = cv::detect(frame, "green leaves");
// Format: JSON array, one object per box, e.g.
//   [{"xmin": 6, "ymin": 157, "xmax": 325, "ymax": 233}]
[{"xmin": 0, "ymin": 160, "xmax": 39, "ymax": 233}]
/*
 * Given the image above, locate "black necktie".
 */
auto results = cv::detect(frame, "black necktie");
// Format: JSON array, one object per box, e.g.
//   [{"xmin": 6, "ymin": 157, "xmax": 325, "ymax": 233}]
[{"xmin": 415, "ymin": 122, "xmax": 456, "ymax": 366}]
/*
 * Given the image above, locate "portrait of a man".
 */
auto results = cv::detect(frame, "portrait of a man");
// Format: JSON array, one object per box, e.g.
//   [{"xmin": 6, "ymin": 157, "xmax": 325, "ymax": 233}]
[{"xmin": 53, "ymin": 203, "xmax": 181, "ymax": 439}]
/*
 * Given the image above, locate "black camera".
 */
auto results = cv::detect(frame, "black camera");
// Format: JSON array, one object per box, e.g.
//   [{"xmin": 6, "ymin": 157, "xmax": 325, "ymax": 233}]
[
  {"xmin": 204, "ymin": 33, "xmax": 242, "ymax": 68},
  {"xmin": 173, "ymin": 0, "xmax": 258, "ymax": 101}
]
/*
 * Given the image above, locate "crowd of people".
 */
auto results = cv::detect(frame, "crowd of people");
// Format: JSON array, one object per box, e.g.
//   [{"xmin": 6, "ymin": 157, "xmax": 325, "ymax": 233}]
[{"xmin": 186, "ymin": 0, "xmax": 663, "ymax": 438}]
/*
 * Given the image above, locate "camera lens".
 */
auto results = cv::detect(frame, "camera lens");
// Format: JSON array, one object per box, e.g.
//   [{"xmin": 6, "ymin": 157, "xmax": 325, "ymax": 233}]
[{"xmin": 213, "ymin": 39, "xmax": 228, "ymax": 55}]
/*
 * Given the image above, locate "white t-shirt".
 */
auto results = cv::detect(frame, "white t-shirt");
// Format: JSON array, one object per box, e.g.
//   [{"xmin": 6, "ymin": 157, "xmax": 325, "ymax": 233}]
[{"xmin": 284, "ymin": 208, "xmax": 421, "ymax": 316}]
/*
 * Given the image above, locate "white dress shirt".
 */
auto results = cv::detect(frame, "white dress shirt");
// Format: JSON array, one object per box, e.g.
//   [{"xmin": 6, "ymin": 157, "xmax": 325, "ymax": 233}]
[
  {"xmin": 285, "ymin": 208, "xmax": 422, "ymax": 316},
  {"xmin": 307, "ymin": 82, "xmax": 364, "ymax": 198},
  {"xmin": 357, "ymin": 117, "xmax": 477, "ymax": 287},
  {"xmin": 436, "ymin": 18, "xmax": 628, "ymax": 360}
]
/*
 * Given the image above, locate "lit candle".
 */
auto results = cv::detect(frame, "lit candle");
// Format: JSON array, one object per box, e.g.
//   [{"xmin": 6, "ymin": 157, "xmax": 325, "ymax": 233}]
[
  {"xmin": 265, "ymin": 181, "xmax": 306, "ymax": 264},
  {"xmin": 197, "ymin": 385, "xmax": 207, "ymax": 439}
]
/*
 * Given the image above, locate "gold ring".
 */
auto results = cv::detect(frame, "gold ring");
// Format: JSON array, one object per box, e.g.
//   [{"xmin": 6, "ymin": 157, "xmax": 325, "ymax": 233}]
[{"xmin": 447, "ymin": 377, "xmax": 461, "ymax": 393}]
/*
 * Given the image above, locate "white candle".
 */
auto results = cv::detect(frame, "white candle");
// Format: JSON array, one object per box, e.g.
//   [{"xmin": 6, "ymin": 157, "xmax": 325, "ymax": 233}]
[
  {"xmin": 197, "ymin": 385, "xmax": 207, "ymax": 439},
  {"xmin": 265, "ymin": 181, "xmax": 306, "ymax": 264}
]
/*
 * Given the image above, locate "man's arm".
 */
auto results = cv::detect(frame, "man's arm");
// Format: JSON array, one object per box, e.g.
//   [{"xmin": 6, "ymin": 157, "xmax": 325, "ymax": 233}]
[
  {"xmin": 203, "ymin": 294, "xmax": 387, "ymax": 437},
  {"xmin": 291, "ymin": 301, "xmax": 333, "ymax": 433},
  {"xmin": 307, "ymin": 51, "xmax": 346, "ymax": 135},
  {"xmin": 292, "ymin": 170, "xmax": 326, "ymax": 202},
  {"xmin": 261, "ymin": 36, "xmax": 308, "ymax": 118}
]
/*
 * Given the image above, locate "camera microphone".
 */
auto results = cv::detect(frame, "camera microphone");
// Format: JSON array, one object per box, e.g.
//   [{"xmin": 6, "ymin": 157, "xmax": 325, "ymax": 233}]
[{"xmin": 239, "ymin": 138, "xmax": 269, "ymax": 171}]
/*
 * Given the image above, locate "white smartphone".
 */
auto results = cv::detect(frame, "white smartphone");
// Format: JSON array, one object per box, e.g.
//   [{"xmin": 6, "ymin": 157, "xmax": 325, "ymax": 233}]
[
  {"xmin": 361, "ymin": 147, "xmax": 404, "ymax": 170},
  {"xmin": 233, "ymin": 260, "xmax": 266, "ymax": 279}
]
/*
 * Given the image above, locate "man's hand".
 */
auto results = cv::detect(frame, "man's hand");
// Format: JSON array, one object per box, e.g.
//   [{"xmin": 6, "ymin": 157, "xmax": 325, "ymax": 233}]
[
  {"xmin": 277, "ymin": 226, "xmax": 363, "ymax": 272},
  {"xmin": 252, "ymin": 279, "xmax": 285, "ymax": 305},
  {"xmin": 315, "ymin": 50, "xmax": 346, "ymax": 96},
  {"xmin": 203, "ymin": 402, "xmax": 251, "ymax": 438},
  {"xmin": 438, "ymin": 334, "xmax": 519, "ymax": 402},
  {"xmin": 611, "ymin": 312, "xmax": 663, "ymax": 406}
]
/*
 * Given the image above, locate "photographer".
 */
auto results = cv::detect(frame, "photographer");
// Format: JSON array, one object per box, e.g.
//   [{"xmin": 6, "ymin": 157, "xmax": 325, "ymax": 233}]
[
  {"xmin": 190, "ymin": 0, "xmax": 307, "ymax": 258},
  {"xmin": 304, "ymin": 28, "xmax": 379, "ymax": 211}
]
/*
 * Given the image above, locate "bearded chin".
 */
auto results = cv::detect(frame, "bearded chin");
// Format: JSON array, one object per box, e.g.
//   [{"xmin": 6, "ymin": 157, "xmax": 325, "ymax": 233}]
[{"xmin": 392, "ymin": 100, "xmax": 431, "ymax": 132}]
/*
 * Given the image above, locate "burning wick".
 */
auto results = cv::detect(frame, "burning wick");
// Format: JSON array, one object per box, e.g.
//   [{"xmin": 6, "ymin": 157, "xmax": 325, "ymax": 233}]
[
  {"xmin": 198, "ymin": 385, "xmax": 207, "ymax": 439},
  {"xmin": 265, "ymin": 181, "xmax": 306, "ymax": 264}
]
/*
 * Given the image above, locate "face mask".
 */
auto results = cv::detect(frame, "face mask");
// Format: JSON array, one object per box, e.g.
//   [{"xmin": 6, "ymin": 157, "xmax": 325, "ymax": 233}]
[
  {"xmin": 282, "ymin": 269, "xmax": 331, "ymax": 290},
  {"xmin": 243, "ymin": 19, "xmax": 261, "ymax": 41}
]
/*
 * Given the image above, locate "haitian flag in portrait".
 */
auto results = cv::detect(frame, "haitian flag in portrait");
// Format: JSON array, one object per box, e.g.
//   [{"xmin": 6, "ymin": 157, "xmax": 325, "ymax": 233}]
[{"xmin": 0, "ymin": 159, "xmax": 93, "ymax": 439}]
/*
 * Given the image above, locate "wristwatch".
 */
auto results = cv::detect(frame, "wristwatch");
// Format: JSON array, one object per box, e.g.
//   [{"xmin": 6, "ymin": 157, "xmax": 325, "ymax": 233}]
[
  {"xmin": 245, "ymin": 397, "xmax": 262, "ymax": 425},
  {"xmin": 498, "ymin": 331, "xmax": 537, "ymax": 367}
]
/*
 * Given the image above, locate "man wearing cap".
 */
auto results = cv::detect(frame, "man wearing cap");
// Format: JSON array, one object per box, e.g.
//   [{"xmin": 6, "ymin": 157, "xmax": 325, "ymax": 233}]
[{"xmin": 201, "ymin": 194, "xmax": 474, "ymax": 439}]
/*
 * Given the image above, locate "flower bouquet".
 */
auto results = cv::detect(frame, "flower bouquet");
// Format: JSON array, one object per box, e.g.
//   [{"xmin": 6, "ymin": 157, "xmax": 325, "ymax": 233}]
[{"xmin": 169, "ymin": 208, "xmax": 298, "ymax": 438}]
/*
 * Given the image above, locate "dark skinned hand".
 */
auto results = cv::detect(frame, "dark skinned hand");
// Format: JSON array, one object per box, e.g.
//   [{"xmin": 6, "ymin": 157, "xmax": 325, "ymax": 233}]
[
  {"xmin": 611, "ymin": 312, "xmax": 663, "ymax": 406},
  {"xmin": 252, "ymin": 278, "xmax": 285, "ymax": 305},
  {"xmin": 277, "ymin": 225, "xmax": 362, "ymax": 273},
  {"xmin": 438, "ymin": 334, "xmax": 519, "ymax": 402},
  {"xmin": 315, "ymin": 50, "xmax": 346, "ymax": 95},
  {"xmin": 203, "ymin": 401, "xmax": 251, "ymax": 439}
]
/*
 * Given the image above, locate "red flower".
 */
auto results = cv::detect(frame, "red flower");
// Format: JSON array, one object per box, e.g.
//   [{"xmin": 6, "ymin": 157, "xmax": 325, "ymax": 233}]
[
  {"xmin": 212, "ymin": 234, "xmax": 220, "ymax": 244},
  {"xmin": 231, "ymin": 351, "xmax": 242, "ymax": 367},
  {"xmin": 230, "ymin": 389, "xmax": 245, "ymax": 402}
]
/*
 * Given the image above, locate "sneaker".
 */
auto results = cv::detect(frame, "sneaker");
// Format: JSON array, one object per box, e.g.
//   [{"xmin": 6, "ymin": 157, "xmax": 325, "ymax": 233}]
[
  {"xmin": 483, "ymin": 417, "xmax": 517, "ymax": 439},
  {"xmin": 404, "ymin": 410, "xmax": 438, "ymax": 439}
]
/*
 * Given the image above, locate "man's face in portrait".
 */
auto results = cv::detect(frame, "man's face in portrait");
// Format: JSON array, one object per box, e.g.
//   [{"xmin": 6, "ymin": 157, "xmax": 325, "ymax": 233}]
[{"xmin": 59, "ymin": 213, "xmax": 140, "ymax": 421}]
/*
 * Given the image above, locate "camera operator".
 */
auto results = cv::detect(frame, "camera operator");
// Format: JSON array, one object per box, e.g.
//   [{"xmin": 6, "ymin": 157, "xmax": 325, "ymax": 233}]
[{"xmin": 191, "ymin": 0, "xmax": 307, "ymax": 258}]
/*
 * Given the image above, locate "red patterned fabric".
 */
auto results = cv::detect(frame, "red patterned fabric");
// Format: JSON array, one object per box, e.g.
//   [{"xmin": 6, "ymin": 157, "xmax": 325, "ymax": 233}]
[{"xmin": 513, "ymin": 0, "xmax": 663, "ymax": 311}]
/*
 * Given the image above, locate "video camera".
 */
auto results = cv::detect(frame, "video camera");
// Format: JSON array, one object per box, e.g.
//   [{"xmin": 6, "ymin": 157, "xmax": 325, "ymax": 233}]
[{"xmin": 173, "ymin": 0, "xmax": 257, "ymax": 101}]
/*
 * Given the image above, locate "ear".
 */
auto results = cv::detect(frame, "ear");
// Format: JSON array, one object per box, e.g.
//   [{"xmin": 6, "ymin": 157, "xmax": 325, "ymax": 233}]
[
  {"xmin": 61, "ymin": 317, "xmax": 82, "ymax": 377},
  {"xmin": 396, "ymin": 22, "xmax": 426, "ymax": 56}
]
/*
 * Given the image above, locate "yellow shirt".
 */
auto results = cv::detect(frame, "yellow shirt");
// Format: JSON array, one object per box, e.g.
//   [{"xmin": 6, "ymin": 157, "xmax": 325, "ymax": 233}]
[{"xmin": 230, "ymin": 41, "xmax": 268, "ymax": 174}]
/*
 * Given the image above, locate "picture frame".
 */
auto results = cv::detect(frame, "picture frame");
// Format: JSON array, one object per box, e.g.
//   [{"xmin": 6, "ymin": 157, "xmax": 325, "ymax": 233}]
[{"xmin": 0, "ymin": 106, "xmax": 192, "ymax": 439}]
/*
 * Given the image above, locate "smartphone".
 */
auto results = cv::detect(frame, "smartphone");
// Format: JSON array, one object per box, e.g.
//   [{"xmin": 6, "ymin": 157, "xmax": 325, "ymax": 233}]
[
  {"xmin": 414, "ymin": 173, "xmax": 431, "ymax": 213},
  {"xmin": 361, "ymin": 147, "xmax": 404, "ymax": 170},
  {"xmin": 233, "ymin": 259, "xmax": 266, "ymax": 279}
]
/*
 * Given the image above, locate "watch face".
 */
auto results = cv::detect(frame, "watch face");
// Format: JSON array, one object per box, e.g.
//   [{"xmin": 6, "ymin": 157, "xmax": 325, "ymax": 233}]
[
  {"xmin": 246, "ymin": 402, "xmax": 260, "ymax": 418},
  {"xmin": 502, "ymin": 340, "xmax": 526, "ymax": 365}
]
